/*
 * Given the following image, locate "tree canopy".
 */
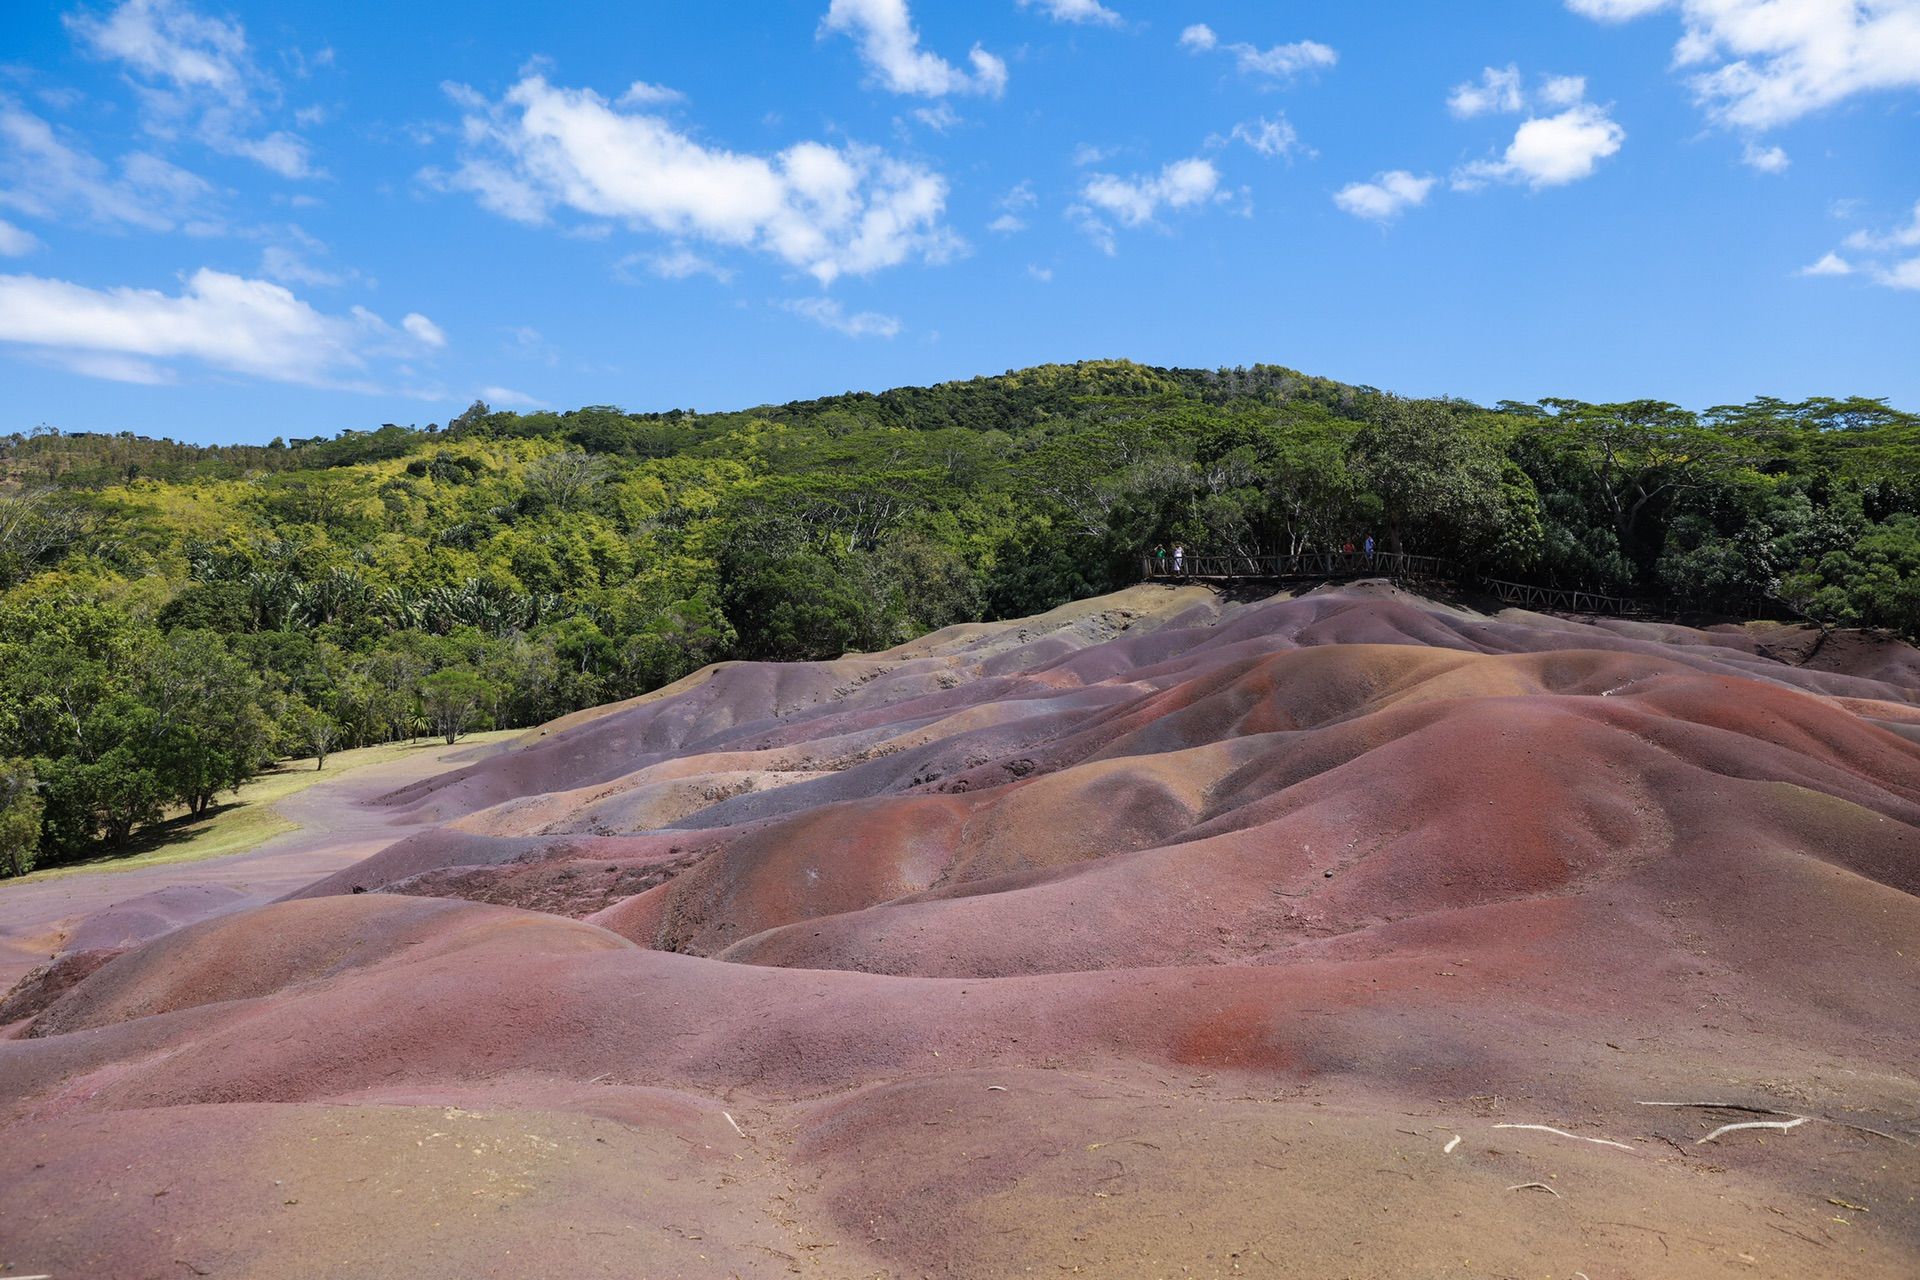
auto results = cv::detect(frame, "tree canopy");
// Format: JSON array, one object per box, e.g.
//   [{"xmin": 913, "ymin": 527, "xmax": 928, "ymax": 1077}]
[{"xmin": 3, "ymin": 359, "xmax": 1916, "ymax": 875}]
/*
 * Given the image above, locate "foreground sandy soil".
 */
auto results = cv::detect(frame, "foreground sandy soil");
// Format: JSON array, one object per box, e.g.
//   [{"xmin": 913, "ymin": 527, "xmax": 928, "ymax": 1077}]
[{"xmin": 2, "ymin": 582, "xmax": 1917, "ymax": 1278}]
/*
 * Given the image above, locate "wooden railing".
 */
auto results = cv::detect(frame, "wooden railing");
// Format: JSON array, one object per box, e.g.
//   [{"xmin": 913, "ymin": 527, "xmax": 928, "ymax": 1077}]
[
  {"xmin": 1141, "ymin": 551, "xmax": 1681, "ymax": 619},
  {"xmin": 1480, "ymin": 577, "xmax": 1647, "ymax": 617},
  {"xmin": 1141, "ymin": 550, "xmax": 1450, "ymax": 583}
]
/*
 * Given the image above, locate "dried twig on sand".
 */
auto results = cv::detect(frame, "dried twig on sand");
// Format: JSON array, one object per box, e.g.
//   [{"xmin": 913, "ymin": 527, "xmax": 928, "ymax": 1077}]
[
  {"xmin": 1637, "ymin": 1100, "xmax": 1796, "ymax": 1115},
  {"xmin": 1443, "ymin": 1135, "xmax": 1461, "ymax": 1155},
  {"xmin": 1697, "ymin": 1117, "xmax": 1806, "ymax": 1144},
  {"xmin": 1636, "ymin": 1101, "xmax": 1916, "ymax": 1147},
  {"xmin": 1492, "ymin": 1123, "xmax": 1632, "ymax": 1151},
  {"xmin": 1506, "ymin": 1182, "xmax": 1562, "ymax": 1197}
]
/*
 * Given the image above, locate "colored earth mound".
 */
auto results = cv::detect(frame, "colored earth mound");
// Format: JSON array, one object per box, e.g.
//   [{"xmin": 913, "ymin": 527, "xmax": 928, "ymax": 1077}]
[{"xmin": 4, "ymin": 582, "xmax": 1918, "ymax": 1279}]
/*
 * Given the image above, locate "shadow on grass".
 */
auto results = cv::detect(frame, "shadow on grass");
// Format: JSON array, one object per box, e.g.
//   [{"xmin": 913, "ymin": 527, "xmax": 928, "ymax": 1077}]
[{"xmin": 33, "ymin": 799, "xmax": 253, "ymax": 876}]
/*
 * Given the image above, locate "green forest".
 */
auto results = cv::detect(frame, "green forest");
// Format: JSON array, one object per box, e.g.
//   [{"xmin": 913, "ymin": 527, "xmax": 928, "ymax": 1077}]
[{"xmin": 3, "ymin": 359, "xmax": 1917, "ymax": 876}]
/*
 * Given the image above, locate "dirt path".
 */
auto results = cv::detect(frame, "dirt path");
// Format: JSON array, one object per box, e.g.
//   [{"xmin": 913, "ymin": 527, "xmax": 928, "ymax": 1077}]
[{"xmin": 0, "ymin": 734, "xmax": 515, "ymax": 989}]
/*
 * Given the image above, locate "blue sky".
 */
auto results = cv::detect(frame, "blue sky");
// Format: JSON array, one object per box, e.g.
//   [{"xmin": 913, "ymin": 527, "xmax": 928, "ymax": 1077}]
[{"xmin": 1, "ymin": 0, "xmax": 1917, "ymax": 445}]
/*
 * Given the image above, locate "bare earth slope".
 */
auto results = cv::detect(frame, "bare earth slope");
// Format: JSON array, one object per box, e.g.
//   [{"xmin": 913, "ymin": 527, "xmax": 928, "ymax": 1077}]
[{"xmin": 3, "ymin": 582, "xmax": 1918, "ymax": 1279}]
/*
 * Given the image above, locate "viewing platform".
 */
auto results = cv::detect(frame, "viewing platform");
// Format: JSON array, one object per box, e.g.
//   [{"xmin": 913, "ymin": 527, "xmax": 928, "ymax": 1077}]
[{"xmin": 1142, "ymin": 550, "xmax": 1662, "ymax": 618}]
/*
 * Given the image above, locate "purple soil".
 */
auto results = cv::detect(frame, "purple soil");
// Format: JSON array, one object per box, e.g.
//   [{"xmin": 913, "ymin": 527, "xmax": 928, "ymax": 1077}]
[{"xmin": 2, "ymin": 582, "xmax": 1917, "ymax": 1279}]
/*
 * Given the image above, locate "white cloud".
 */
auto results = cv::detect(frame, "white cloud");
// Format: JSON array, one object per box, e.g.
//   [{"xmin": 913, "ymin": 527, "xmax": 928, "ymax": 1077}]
[
  {"xmin": 1333, "ymin": 170, "xmax": 1435, "ymax": 221},
  {"xmin": 1070, "ymin": 208, "xmax": 1117, "ymax": 255},
  {"xmin": 66, "ymin": 0, "xmax": 321, "ymax": 178},
  {"xmin": 1080, "ymin": 157, "xmax": 1220, "ymax": 227},
  {"xmin": 0, "ymin": 219, "xmax": 41, "ymax": 256},
  {"xmin": 1567, "ymin": 0, "xmax": 1669, "ymax": 16},
  {"xmin": 1842, "ymin": 200, "xmax": 1920, "ymax": 251},
  {"xmin": 259, "ymin": 243, "xmax": 341, "ymax": 287},
  {"xmin": 1449, "ymin": 66, "xmax": 1592, "ymax": 117},
  {"xmin": 1541, "ymin": 74, "xmax": 1589, "ymax": 106},
  {"xmin": 1027, "ymin": 263, "xmax": 1053, "ymax": 281},
  {"xmin": 0, "ymin": 268, "xmax": 443, "ymax": 388},
  {"xmin": 912, "ymin": 102, "xmax": 962, "ymax": 132},
  {"xmin": 1566, "ymin": 0, "xmax": 1920, "ymax": 129},
  {"xmin": 1742, "ymin": 140, "xmax": 1790, "ymax": 172},
  {"xmin": 1071, "ymin": 142, "xmax": 1115, "ymax": 166},
  {"xmin": 480, "ymin": 385, "xmax": 548, "ymax": 409},
  {"xmin": 618, "ymin": 81, "xmax": 685, "ymax": 106},
  {"xmin": 989, "ymin": 180, "xmax": 1035, "ymax": 234},
  {"xmin": 1449, "ymin": 65, "xmax": 1526, "ymax": 117},
  {"xmin": 1805, "ymin": 200, "xmax": 1920, "ymax": 290},
  {"xmin": 1019, "ymin": 0, "xmax": 1123, "ymax": 26},
  {"xmin": 1179, "ymin": 24, "xmax": 1218, "ymax": 51},
  {"xmin": 1180, "ymin": 21, "xmax": 1336, "ymax": 81},
  {"xmin": 37, "ymin": 350, "xmax": 174, "ymax": 383},
  {"xmin": 1228, "ymin": 115, "xmax": 1302, "ymax": 158},
  {"xmin": 633, "ymin": 246, "xmax": 736, "ymax": 282},
  {"xmin": 402, "ymin": 312, "xmax": 446, "ymax": 348},
  {"xmin": 208, "ymin": 128, "xmax": 311, "ymax": 179},
  {"xmin": 1453, "ymin": 103, "xmax": 1626, "ymax": 189},
  {"xmin": 0, "ymin": 100, "xmax": 214, "ymax": 231},
  {"xmin": 429, "ymin": 75, "xmax": 960, "ymax": 286},
  {"xmin": 1873, "ymin": 257, "xmax": 1920, "ymax": 290},
  {"xmin": 821, "ymin": 0, "xmax": 1007, "ymax": 97},
  {"xmin": 67, "ymin": 0, "xmax": 250, "ymax": 100},
  {"xmin": 779, "ymin": 296, "xmax": 902, "ymax": 338}
]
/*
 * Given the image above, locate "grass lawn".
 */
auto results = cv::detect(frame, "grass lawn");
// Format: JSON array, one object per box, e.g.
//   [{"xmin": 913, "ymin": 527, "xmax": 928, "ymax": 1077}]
[{"xmin": 12, "ymin": 731, "xmax": 518, "ymax": 884}]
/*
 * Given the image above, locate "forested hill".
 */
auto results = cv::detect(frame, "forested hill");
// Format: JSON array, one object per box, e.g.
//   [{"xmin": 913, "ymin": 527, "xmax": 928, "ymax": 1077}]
[{"xmin": 3, "ymin": 359, "xmax": 1917, "ymax": 874}]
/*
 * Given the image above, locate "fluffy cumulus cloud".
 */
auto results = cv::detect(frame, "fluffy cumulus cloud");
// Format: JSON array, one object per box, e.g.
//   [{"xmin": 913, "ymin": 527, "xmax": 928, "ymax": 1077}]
[
  {"xmin": 1541, "ymin": 74, "xmax": 1590, "ymax": 106},
  {"xmin": 1449, "ymin": 65, "xmax": 1592, "ymax": 117},
  {"xmin": 1742, "ymin": 140, "xmax": 1791, "ymax": 172},
  {"xmin": 1333, "ymin": 170, "xmax": 1435, "ymax": 221},
  {"xmin": 1228, "ymin": 115, "xmax": 1303, "ymax": 159},
  {"xmin": 1178, "ymin": 22, "xmax": 1337, "ymax": 81},
  {"xmin": 821, "ymin": 0, "xmax": 1007, "ymax": 97},
  {"xmin": 1453, "ymin": 103, "xmax": 1626, "ymax": 189},
  {"xmin": 1018, "ymin": 0, "xmax": 1123, "ymax": 27},
  {"xmin": 779, "ymin": 296, "xmax": 903, "ymax": 338},
  {"xmin": 429, "ymin": 75, "xmax": 960, "ymax": 285},
  {"xmin": 1567, "ymin": 0, "xmax": 1920, "ymax": 129},
  {"xmin": 0, "ymin": 268, "xmax": 445, "ymax": 387},
  {"xmin": 1069, "ymin": 157, "xmax": 1221, "ymax": 253},
  {"xmin": 0, "ymin": 99, "xmax": 214, "ymax": 232},
  {"xmin": 1086, "ymin": 158, "xmax": 1220, "ymax": 224},
  {"xmin": 65, "ymin": 0, "xmax": 321, "ymax": 178},
  {"xmin": 1448, "ymin": 65, "xmax": 1526, "ymax": 117}
]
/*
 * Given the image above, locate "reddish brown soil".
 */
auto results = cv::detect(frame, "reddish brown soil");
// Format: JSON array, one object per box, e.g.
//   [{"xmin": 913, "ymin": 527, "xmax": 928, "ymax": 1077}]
[{"xmin": 3, "ymin": 582, "xmax": 1917, "ymax": 1278}]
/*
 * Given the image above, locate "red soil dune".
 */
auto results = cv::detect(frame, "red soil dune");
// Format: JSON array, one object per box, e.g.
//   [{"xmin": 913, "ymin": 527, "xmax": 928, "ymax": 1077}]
[{"xmin": 4, "ymin": 582, "xmax": 1918, "ymax": 1278}]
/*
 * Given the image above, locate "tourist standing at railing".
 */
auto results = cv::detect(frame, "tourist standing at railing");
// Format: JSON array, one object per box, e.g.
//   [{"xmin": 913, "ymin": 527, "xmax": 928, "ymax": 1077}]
[
  {"xmin": 1363, "ymin": 534, "xmax": 1376, "ymax": 568},
  {"xmin": 1152, "ymin": 544, "xmax": 1167, "ymax": 576},
  {"xmin": 1172, "ymin": 543, "xmax": 1185, "ymax": 576}
]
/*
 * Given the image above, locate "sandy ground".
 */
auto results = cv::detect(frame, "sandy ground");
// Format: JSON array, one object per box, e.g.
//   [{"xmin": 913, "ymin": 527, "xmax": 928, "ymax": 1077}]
[{"xmin": 2, "ymin": 583, "xmax": 1917, "ymax": 1279}]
